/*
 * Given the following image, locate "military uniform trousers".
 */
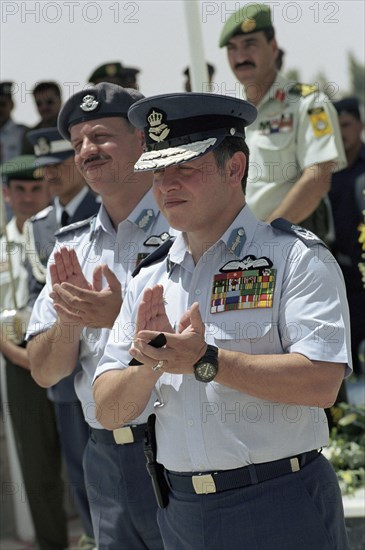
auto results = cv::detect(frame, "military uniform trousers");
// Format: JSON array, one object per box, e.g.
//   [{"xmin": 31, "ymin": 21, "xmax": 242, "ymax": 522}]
[
  {"xmin": 53, "ymin": 399, "xmax": 93, "ymax": 539},
  {"xmin": 83, "ymin": 430, "xmax": 163, "ymax": 550},
  {"xmin": 6, "ymin": 359, "xmax": 68, "ymax": 550},
  {"xmin": 158, "ymin": 454, "xmax": 350, "ymax": 550}
]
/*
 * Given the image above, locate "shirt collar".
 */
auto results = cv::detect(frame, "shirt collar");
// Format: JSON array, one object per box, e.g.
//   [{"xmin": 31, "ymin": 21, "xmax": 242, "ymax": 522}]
[
  {"xmin": 167, "ymin": 205, "xmax": 260, "ymax": 271},
  {"xmin": 6, "ymin": 216, "xmax": 25, "ymax": 243},
  {"xmin": 94, "ymin": 188, "xmax": 160, "ymax": 237},
  {"xmin": 54, "ymin": 186, "xmax": 89, "ymax": 225}
]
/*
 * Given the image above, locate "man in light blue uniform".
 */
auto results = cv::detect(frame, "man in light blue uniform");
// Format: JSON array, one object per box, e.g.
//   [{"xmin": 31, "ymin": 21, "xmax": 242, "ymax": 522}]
[
  {"xmin": 93, "ymin": 92, "xmax": 352, "ymax": 550},
  {"xmin": 27, "ymin": 84, "xmax": 170, "ymax": 549},
  {"xmin": 25, "ymin": 127, "xmax": 100, "ymax": 548}
]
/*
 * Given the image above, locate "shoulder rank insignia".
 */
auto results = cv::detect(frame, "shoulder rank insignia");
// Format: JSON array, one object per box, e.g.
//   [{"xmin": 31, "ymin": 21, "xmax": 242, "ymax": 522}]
[
  {"xmin": 55, "ymin": 215, "xmax": 95, "ymax": 238},
  {"xmin": 30, "ymin": 205, "xmax": 53, "ymax": 222},
  {"xmin": 289, "ymin": 83, "xmax": 317, "ymax": 97},
  {"xmin": 271, "ymin": 218, "xmax": 328, "ymax": 248}
]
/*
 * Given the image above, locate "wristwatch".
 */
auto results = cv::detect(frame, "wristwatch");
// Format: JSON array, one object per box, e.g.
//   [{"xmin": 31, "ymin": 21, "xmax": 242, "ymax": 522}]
[{"xmin": 194, "ymin": 344, "xmax": 219, "ymax": 383}]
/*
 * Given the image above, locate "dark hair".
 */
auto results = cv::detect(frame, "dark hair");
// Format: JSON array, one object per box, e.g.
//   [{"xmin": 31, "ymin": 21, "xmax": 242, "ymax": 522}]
[
  {"xmin": 32, "ymin": 81, "xmax": 61, "ymax": 98},
  {"xmin": 276, "ymin": 48, "xmax": 285, "ymax": 71},
  {"xmin": 213, "ymin": 136, "xmax": 250, "ymax": 193},
  {"xmin": 262, "ymin": 26, "xmax": 275, "ymax": 42}
]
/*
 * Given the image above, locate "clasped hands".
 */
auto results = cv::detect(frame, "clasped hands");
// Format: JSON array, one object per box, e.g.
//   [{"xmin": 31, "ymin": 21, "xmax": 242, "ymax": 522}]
[
  {"xmin": 129, "ymin": 285, "xmax": 207, "ymax": 375},
  {"xmin": 49, "ymin": 247, "xmax": 122, "ymax": 329}
]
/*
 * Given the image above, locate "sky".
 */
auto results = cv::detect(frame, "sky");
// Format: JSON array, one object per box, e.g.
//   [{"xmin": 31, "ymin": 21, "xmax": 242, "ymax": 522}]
[{"xmin": 1, "ymin": 0, "xmax": 364, "ymax": 126}]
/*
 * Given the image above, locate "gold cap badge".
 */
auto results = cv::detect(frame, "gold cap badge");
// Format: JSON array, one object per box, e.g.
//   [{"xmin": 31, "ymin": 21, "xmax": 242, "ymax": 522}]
[
  {"xmin": 147, "ymin": 110, "xmax": 170, "ymax": 143},
  {"xmin": 241, "ymin": 18, "xmax": 256, "ymax": 33}
]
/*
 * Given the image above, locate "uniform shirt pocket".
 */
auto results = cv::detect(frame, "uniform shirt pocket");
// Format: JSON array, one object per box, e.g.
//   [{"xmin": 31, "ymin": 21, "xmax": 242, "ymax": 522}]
[
  {"xmin": 253, "ymin": 130, "xmax": 298, "ymax": 184},
  {"xmin": 207, "ymin": 308, "xmax": 278, "ymax": 355}
]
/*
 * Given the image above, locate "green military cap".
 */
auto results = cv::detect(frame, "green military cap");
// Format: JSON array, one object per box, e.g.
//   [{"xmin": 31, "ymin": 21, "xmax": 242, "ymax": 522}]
[
  {"xmin": 88, "ymin": 61, "xmax": 140, "ymax": 84},
  {"xmin": 219, "ymin": 3, "xmax": 273, "ymax": 47},
  {"xmin": 0, "ymin": 155, "xmax": 43, "ymax": 184}
]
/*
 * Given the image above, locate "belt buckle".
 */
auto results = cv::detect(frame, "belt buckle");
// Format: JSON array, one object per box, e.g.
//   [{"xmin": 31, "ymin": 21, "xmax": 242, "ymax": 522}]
[
  {"xmin": 192, "ymin": 474, "xmax": 216, "ymax": 494},
  {"xmin": 290, "ymin": 457, "xmax": 300, "ymax": 472},
  {"xmin": 113, "ymin": 427, "xmax": 134, "ymax": 444}
]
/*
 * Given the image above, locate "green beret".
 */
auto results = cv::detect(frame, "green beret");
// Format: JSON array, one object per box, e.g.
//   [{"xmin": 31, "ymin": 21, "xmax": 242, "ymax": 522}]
[
  {"xmin": 219, "ymin": 3, "xmax": 273, "ymax": 47},
  {"xmin": 88, "ymin": 62, "xmax": 140, "ymax": 84},
  {"xmin": 0, "ymin": 155, "xmax": 43, "ymax": 184}
]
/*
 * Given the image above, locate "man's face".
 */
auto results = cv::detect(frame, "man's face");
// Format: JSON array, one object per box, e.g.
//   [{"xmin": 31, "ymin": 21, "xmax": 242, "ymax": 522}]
[
  {"xmin": 42, "ymin": 154, "xmax": 85, "ymax": 204},
  {"xmin": 152, "ymin": 151, "xmax": 244, "ymax": 234},
  {"xmin": 0, "ymin": 96, "xmax": 13, "ymax": 127},
  {"xmin": 34, "ymin": 89, "xmax": 61, "ymax": 123},
  {"xmin": 227, "ymin": 32, "xmax": 277, "ymax": 90},
  {"xmin": 71, "ymin": 117, "xmax": 143, "ymax": 195},
  {"xmin": 338, "ymin": 113, "xmax": 363, "ymax": 153},
  {"xmin": 4, "ymin": 179, "xmax": 50, "ymax": 219}
]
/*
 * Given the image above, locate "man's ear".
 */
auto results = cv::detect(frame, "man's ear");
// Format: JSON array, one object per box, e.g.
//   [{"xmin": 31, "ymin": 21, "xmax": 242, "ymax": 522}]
[
  {"xmin": 2, "ymin": 185, "xmax": 11, "ymax": 204},
  {"xmin": 271, "ymin": 37, "xmax": 279, "ymax": 62},
  {"xmin": 138, "ymin": 129, "xmax": 145, "ymax": 150},
  {"xmin": 228, "ymin": 151, "xmax": 246, "ymax": 186}
]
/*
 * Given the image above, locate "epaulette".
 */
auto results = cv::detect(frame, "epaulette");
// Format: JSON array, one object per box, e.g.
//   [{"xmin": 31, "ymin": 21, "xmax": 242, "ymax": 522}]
[
  {"xmin": 271, "ymin": 218, "xmax": 328, "ymax": 249},
  {"xmin": 30, "ymin": 205, "xmax": 54, "ymax": 222},
  {"xmin": 132, "ymin": 237, "xmax": 175, "ymax": 277},
  {"xmin": 55, "ymin": 215, "xmax": 95, "ymax": 238},
  {"xmin": 288, "ymin": 83, "xmax": 318, "ymax": 97}
]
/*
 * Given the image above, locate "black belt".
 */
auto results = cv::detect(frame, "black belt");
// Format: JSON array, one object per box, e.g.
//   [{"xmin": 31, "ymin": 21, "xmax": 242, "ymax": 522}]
[
  {"xmin": 90, "ymin": 424, "xmax": 147, "ymax": 445},
  {"xmin": 166, "ymin": 449, "xmax": 320, "ymax": 495}
]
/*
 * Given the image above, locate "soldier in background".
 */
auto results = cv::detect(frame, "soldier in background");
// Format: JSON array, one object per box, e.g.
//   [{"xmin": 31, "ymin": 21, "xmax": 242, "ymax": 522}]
[
  {"xmin": 0, "ymin": 81, "xmax": 29, "ymax": 220},
  {"xmin": 0, "ymin": 156, "xmax": 69, "ymax": 550},
  {"xmin": 329, "ymin": 96, "xmax": 365, "ymax": 376},
  {"xmin": 183, "ymin": 63, "xmax": 215, "ymax": 92},
  {"xmin": 219, "ymin": 3, "xmax": 346, "ymax": 242},
  {"xmin": 88, "ymin": 61, "xmax": 140, "ymax": 89},
  {"xmin": 0, "ymin": 82, "xmax": 28, "ymax": 163},
  {"xmin": 22, "ymin": 82, "xmax": 62, "ymax": 154}
]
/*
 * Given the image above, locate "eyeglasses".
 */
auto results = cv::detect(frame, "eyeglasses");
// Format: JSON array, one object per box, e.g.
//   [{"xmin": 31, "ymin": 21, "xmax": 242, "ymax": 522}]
[{"xmin": 35, "ymin": 98, "xmax": 58, "ymax": 107}]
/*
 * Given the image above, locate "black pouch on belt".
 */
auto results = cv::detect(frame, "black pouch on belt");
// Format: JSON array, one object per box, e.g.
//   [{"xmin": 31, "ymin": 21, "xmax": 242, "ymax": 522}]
[{"xmin": 144, "ymin": 413, "xmax": 169, "ymax": 508}]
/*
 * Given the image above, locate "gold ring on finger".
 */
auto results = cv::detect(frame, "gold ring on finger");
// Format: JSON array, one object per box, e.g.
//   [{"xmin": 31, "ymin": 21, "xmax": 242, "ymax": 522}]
[{"xmin": 152, "ymin": 360, "xmax": 166, "ymax": 372}]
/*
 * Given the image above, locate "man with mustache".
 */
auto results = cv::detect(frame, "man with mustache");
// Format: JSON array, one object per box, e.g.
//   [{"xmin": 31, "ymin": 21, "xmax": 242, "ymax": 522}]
[
  {"xmin": 25, "ymin": 127, "xmax": 100, "ymax": 304},
  {"xmin": 25, "ymin": 127, "xmax": 100, "ymax": 549},
  {"xmin": 26, "ymin": 84, "xmax": 170, "ymax": 549},
  {"xmin": 220, "ymin": 3, "xmax": 346, "ymax": 241}
]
